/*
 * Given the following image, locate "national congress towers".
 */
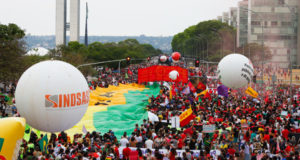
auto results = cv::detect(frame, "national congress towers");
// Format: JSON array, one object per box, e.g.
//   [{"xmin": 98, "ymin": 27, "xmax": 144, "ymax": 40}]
[{"xmin": 56, "ymin": 0, "xmax": 80, "ymax": 46}]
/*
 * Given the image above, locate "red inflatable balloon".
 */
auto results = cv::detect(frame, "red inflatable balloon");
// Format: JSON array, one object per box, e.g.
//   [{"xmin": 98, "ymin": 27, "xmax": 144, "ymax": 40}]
[{"xmin": 172, "ymin": 52, "xmax": 181, "ymax": 61}]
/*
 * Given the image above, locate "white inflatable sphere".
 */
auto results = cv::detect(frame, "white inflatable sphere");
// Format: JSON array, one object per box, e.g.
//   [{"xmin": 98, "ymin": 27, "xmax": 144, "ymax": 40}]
[
  {"xmin": 15, "ymin": 60, "xmax": 89, "ymax": 132},
  {"xmin": 217, "ymin": 54, "xmax": 254, "ymax": 89},
  {"xmin": 160, "ymin": 55, "xmax": 167, "ymax": 63},
  {"xmin": 169, "ymin": 70, "xmax": 179, "ymax": 80}
]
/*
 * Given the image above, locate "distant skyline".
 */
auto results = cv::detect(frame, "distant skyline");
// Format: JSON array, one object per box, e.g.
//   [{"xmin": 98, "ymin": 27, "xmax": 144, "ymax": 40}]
[{"xmin": 0, "ymin": 0, "xmax": 240, "ymax": 36}]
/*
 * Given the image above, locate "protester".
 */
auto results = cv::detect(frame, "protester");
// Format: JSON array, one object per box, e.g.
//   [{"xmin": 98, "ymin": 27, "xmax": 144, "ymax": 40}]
[{"xmin": 1, "ymin": 61, "xmax": 300, "ymax": 160}]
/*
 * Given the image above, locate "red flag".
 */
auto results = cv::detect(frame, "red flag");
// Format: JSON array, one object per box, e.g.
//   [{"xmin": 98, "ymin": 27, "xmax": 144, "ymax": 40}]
[
  {"xmin": 179, "ymin": 108, "xmax": 196, "ymax": 127},
  {"xmin": 197, "ymin": 81, "xmax": 206, "ymax": 91},
  {"xmin": 204, "ymin": 91, "xmax": 212, "ymax": 101},
  {"xmin": 188, "ymin": 82, "xmax": 196, "ymax": 93},
  {"xmin": 264, "ymin": 96, "xmax": 269, "ymax": 103},
  {"xmin": 128, "ymin": 69, "xmax": 133, "ymax": 75}
]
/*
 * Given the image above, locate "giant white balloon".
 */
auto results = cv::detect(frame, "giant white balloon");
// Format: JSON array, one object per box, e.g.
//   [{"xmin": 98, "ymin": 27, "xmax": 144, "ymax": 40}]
[
  {"xmin": 169, "ymin": 70, "xmax": 179, "ymax": 80},
  {"xmin": 15, "ymin": 60, "xmax": 89, "ymax": 132},
  {"xmin": 217, "ymin": 53, "xmax": 254, "ymax": 89}
]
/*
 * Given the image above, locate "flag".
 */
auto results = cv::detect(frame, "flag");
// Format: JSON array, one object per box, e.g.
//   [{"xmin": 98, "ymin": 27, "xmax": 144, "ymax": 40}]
[
  {"xmin": 82, "ymin": 125, "xmax": 88, "ymax": 134},
  {"xmin": 125, "ymin": 73, "xmax": 129, "ymax": 79},
  {"xmin": 23, "ymin": 124, "xmax": 31, "ymax": 142},
  {"xmin": 217, "ymin": 85, "xmax": 228, "ymax": 98},
  {"xmin": 188, "ymin": 82, "xmax": 196, "ymax": 93},
  {"xmin": 196, "ymin": 81, "xmax": 206, "ymax": 91},
  {"xmin": 38, "ymin": 134, "xmax": 48, "ymax": 153},
  {"xmin": 245, "ymin": 87, "xmax": 258, "ymax": 98},
  {"xmin": 204, "ymin": 91, "xmax": 212, "ymax": 100},
  {"xmin": 36, "ymin": 130, "xmax": 41, "ymax": 139},
  {"xmin": 197, "ymin": 90, "xmax": 207, "ymax": 97},
  {"xmin": 128, "ymin": 69, "xmax": 133, "ymax": 75},
  {"xmin": 179, "ymin": 108, "xmax": 196, "ymax": 127}
]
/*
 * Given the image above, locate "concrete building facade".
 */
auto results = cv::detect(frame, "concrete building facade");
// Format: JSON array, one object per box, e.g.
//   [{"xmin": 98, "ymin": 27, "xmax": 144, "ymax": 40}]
[
  {"xmin": 248, "ymin": 0, "xmax": 299, "ymax": 67},
  {"xmin": 222, "ymin": 12, "xmax": 229, "ymax": 24},
  {"xmin": 70, "ymin": 0, "xmax": 80, "ymax": 42},
  {"xmin": 229, "ymin": 7, "xmax": 238, "ymax": 28},
  {"xmin": 56, "ymin": 0, "xmax": 80, "ymax": 46},
  {"xmin": 218, "ymin": 0, "xmax": 299, "ymax": 68},
  {"xmin": 236, "ymin": 0, "xmax": 248, "ymax": 47},
  {"xmin": 298, "ymin": 0, "xmax": 300, "ymax": 66},
  {"xmin": 55, "ymin": 0, "xmax": 67, "ymax": 46}
]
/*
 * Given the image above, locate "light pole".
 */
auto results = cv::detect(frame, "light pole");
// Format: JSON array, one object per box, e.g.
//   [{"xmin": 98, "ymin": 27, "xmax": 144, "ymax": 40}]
[
  {"xmin": 211, "ymin": 29, "xmax": 223, "ymax": 59},
  {"xmin": 197, "ymin": 34, "xmax": 209, "ymax": 61},
  {"xmin": 197, "ymin": 34, "xmax": 209, "ymax": 74},
  {"xmin": 195, "ymin": 37, "xmax": 205, "ymax": 62},
  {"xmin": 77, "ymin": 59, "xmax": 124, "ymax": 69}
]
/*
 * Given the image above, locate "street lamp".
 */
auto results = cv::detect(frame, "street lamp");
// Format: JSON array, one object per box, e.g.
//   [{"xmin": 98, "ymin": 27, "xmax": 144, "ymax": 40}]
[
  {"xmin": 197, "ymin": 34, "xmax": 209, "ymax": 61},
  {"xmin": 195, "ymin": 36, "xmax": 205, "ymax": 62},
  {"xmin": 211, "ymin": 28, "xmax": 223, "ymax": 59},
  {"xmin": 197, "ymin": 34, "xmax": 210, "ymax": 74}
]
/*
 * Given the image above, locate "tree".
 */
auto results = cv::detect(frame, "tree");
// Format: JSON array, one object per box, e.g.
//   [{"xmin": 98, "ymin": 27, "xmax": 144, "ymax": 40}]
[
  {"xmin": 0, "ymin": 23, "xmax": 26, "ymax": 92},
  {"xmin": 171, "ymin": 20, "xmax": 235, "ymax": 61},
  {"xmin": 48, "ymin": 42, "xmax": 95, "ymax": 76},
  {"xmin": 237, "ymin": 43, "xmax": 272, "ymax": 64}
]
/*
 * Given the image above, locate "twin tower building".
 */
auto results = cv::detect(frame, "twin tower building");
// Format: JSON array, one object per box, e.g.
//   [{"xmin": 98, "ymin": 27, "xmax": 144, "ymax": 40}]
[{"xmin": 55, "ymin": 0, "xmax": 80, "ymax": 46}]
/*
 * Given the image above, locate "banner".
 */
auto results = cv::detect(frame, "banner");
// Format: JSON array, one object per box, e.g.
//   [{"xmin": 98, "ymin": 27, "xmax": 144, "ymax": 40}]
[
  {"xmin": 66, "ymin": 83, "xmax": 161, "ymax": 139},
  {"xmin": 171, "ymin": 116, "xmax": 180, "ymax": 128},
  {"xmin": 179, "ymin": 108, "xmax": 196, "ymax": 127},
  {"xmin": 203, "ymin": 125, "xmax": 216, "ymax": 133},
  {"xmin": 138, "ymin": 66, "xmax": 188, "ymax": 83},
  {"xmin": 288, "ymin": 133, "xmax": 300, "ymax": 143},
  {"xmin": 245, "ymin": 87, "xmax": 258, "ymax": 98},
  {"xmin": 118, "ymin": 147, "xmax": 221, "ymax": 159}
]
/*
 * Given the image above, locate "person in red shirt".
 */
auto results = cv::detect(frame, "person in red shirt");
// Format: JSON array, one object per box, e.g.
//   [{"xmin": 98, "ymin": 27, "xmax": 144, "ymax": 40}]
[
  {"xmin": 282, "ymin": 127, "xmax": 290, "ymax": 140},
  {"xmin": 177, "ymin": 136, "xmax": 184, "ymax": 149},
  {"xmin": 227, "ymin": 145, "xmax": 236, "ymax": 156},
  {"xmin": 122, "ymin": 144, "xmax": 131, "ymax": 160},
  {"xmin": 244, "ymin": 131, "xmax": 250, "ymax": 143},
  {"xmin": 114, "ymin": 143, "xmax": 120, "ymax": 159},
  {"xmin": 263, "ymin": 131, "xmax": 270, "ymax": 142},
  {"xmin": 168, "ymin": 148, "xmax": 177, "ymax": 160}
]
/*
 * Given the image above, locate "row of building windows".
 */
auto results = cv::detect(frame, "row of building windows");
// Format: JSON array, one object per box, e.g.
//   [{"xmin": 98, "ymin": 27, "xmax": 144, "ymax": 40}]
[
  {"xmin": 252, "ymin": 0, "xmax": 294, "ymax": 7},
  {"xmin": 251, "ymin": 21, "xmax": 292, "ymax": 26},
  {"xmin": 257, "ymin": 35, "xmax": 297, "ymax": 40}
]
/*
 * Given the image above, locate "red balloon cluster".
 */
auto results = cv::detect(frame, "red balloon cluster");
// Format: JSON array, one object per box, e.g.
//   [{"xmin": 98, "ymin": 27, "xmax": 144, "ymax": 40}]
[{"xmin": 172, "ymin": 52, "xmax": 181, "ymax": 61}]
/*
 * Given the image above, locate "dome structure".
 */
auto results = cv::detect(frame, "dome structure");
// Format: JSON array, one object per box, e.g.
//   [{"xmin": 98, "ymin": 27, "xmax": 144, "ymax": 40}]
[{"xmin": 26, "ymin": 47, "xmax": 49, "ymax": 56}]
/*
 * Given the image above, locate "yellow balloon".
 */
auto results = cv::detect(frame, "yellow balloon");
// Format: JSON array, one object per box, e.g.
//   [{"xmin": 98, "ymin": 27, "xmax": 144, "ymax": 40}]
[{"xmin": 0, "ymin": 117, "xmax": 26, "ymax": 160}]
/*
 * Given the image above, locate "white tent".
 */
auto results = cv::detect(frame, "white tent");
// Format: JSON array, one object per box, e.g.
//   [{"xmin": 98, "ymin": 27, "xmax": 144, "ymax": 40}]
[{"xmin": 26, "ymin": 47, "xmax": 49, "ymax": 56}]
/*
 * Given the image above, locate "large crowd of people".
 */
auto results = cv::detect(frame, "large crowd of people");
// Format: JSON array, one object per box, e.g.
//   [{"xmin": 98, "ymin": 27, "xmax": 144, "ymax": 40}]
[{"xmin": 1, "ymin": 61, "xmax": 300, "ymax": 160}]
